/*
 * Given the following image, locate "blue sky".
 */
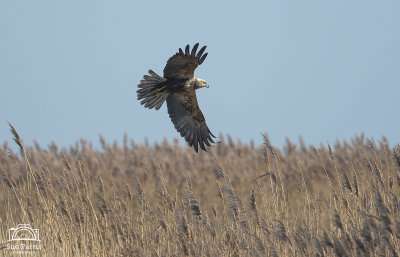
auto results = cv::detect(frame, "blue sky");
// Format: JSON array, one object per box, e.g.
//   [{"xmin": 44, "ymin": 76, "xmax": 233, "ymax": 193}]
[{"xmin": 1, "ymin": 0, "xmax": 399, "ymax": 150}]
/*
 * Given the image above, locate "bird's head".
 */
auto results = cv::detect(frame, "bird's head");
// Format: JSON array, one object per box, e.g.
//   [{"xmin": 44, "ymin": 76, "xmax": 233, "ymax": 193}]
[{"xmin": 194, "ymin": 78, "xmax": 209, "ymax": 89}]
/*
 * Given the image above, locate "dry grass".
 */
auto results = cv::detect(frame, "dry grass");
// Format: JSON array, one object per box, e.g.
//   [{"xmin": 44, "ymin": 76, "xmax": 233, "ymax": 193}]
[{"xmin": 1, "ymin": 124, "xmax": 400, "ymax": 256}]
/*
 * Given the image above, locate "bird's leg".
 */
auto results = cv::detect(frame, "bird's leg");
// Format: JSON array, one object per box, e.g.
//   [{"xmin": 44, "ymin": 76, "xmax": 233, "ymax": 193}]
[{"xmin": 153, "ymin": 85, "xmax": 166, "ymax": 96}]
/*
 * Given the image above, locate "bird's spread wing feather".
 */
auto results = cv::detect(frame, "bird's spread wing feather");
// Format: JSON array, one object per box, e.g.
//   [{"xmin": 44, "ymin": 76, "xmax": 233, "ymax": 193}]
[
  {"xmin": 166, "ymin": 91, "xmax": 215, "ymax": 152},
  {"xmin": 163, "ymin": 43, "xmax": 208, "ymax": 80}
]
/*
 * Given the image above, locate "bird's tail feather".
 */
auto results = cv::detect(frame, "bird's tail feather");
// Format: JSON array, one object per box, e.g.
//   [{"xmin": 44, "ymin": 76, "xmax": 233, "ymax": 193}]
[{"xmin": 137, "ymin": 70, "xmax": 168, "ymax": 110}]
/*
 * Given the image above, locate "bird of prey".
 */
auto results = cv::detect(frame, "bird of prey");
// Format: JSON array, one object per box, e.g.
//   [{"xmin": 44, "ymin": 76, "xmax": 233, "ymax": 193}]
[{"xmin": 137, "ymin": 43, "xmax": 215, "ymax": 152}]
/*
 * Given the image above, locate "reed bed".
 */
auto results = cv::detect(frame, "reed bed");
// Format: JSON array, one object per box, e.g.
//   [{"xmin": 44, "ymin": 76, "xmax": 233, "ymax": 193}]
[{"xmin": 1, "ymin": 124, "xmax": 400, "ymax": 256}]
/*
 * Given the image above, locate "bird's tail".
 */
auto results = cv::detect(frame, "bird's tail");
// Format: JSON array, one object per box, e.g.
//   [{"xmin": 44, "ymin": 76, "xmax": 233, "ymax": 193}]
[{"xmin": 137, "ymin": 70, "xmax": 168, "ymax": 110}]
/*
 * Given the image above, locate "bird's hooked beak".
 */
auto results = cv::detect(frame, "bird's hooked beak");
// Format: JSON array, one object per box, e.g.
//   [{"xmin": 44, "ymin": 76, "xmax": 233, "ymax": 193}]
[{"xmin": 206, "ymin": 84, "xmax": 209, "ymax": 88}]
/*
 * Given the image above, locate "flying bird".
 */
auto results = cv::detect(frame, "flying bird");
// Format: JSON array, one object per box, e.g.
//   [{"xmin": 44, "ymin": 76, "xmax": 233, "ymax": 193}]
[{"xmin": 137, "ymin": 43, "xmax": 215, "ymax": 152}]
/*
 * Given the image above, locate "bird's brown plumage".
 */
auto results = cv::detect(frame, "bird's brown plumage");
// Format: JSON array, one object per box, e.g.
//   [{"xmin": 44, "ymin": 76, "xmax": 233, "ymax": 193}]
[
  {"xmin": 166, "ymin": 90, "xmax": 215, "ymax": 152},
  {"xmin": 137, "ymin": 43, "xmax": 215, "ymax": 152},
  {"xmin": 163, "ymin": 44, "xmax": 208, "ymax": 80}
]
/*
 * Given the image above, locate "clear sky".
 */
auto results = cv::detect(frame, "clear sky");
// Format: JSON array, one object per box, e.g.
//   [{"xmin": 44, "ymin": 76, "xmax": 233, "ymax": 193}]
[{"xmin": 1, "ymin": 0, "xmax": 399, "ymax": 150}]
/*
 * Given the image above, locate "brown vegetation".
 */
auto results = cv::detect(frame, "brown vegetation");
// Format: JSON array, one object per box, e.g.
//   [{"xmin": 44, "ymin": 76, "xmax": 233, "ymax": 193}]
[{"xmin": 1, "ymin": 124, "xmax": 400, "ymax": 256}]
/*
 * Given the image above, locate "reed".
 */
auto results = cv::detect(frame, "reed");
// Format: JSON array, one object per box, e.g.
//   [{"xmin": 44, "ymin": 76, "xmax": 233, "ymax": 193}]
[{"xmin": 0, "ymin": 124, "xmax": 399, "ymax": 256}]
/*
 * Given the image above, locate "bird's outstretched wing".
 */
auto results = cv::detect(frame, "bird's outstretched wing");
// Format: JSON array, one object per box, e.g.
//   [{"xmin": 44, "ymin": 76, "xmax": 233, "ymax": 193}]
[
  {"xmin": 166, "ymin": 91, "xmax": 215, "ymax": 152},
  {"xmin": 163, "ymin": 43, "xmax": 208, "ymax": 80}
]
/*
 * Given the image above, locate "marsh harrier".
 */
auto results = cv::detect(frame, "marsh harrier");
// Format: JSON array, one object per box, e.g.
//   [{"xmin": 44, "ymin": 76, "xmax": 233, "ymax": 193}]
[{"xmin": 137, "ymin": 43, "xmax": 215, "ymax": 152}]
